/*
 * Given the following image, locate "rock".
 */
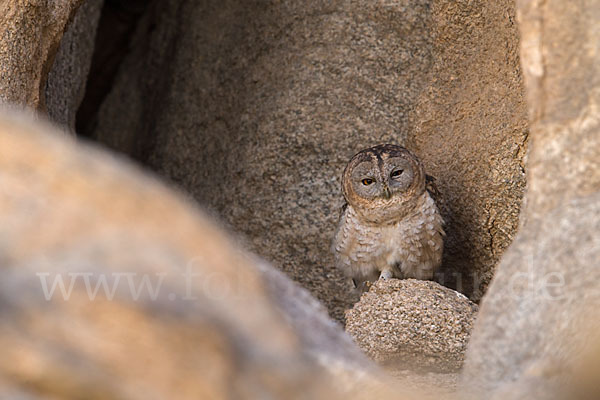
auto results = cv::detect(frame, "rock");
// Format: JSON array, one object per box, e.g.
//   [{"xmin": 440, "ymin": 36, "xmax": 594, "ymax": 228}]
[
  {"xmin": 0, "ymin": 0, "xmax": 83, "ymax": 108},
  {"xmin": 463, "ymin": 195, "xmax": 600, "ymax": 399},
  {"xmin": 45, "ymin": 0, "xmax": 103, "ymax": 131},
  {"xmin": 252, "ymin": 257, "xmax": 382, "ymax": 381},
  {"xmin": 0, "ymin": 109, "xmax": 399, "ymax": 399},
  {"xmin": 462, "ymin": 0, "xmax": 600, "ymax": 398},
  {"xmin": 345, "ymin": 279, "xmax": 478, "ymax": 373},
  {"xmin": 89, "ymin": 0, "xmax": 528, "ymax": 321},
  {"xmin": 407, "ymin": 0, "xmax": 529, "ymax": 301}
]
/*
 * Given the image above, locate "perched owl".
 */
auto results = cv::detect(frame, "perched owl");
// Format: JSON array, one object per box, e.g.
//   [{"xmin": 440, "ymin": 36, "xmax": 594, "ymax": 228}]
[{"xmin": 332, "ymin": 144, "xmax": 444, "ymax": 290}]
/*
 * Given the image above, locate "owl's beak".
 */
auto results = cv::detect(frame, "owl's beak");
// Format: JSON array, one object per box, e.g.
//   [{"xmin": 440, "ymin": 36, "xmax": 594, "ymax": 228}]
[{"xmin": 383, "ymin": 186, "xmax": 392, "ymax": 199}]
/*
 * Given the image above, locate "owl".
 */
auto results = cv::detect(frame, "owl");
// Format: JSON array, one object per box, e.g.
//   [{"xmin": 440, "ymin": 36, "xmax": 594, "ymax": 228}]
[{"xmin": 332, "ymin": 144, "xmax": 444, "ymax": 290}]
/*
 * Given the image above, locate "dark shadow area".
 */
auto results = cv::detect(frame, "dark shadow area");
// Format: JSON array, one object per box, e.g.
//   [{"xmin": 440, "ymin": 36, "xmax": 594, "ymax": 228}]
[{"xmin": 76, "ymin": 0, "xmax": 152, "ymax": 140}]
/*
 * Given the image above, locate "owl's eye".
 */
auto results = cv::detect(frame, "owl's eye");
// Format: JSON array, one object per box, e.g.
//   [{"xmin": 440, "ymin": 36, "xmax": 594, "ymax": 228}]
[
  {"xmin": 390, "ymin": 169, "xmax": 404, "ymax": 179},
  {"xmin": 361, "ymin": 178, "xmax": 374, "ymax": 186}
]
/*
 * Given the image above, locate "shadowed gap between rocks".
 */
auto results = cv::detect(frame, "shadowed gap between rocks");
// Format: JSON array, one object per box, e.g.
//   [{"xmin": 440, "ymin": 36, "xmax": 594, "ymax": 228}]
[{"xmin": 76, "ymin": 0, "xmax": 152, "ymax": 140}]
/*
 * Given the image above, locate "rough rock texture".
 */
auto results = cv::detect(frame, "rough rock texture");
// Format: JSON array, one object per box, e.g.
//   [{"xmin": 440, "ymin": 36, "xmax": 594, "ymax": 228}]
[
  {"xmin": 89, "ymin": 0, "xmax": 527, "ymax": 320},
  {"xmin": 45, "ymin": 0, "xmax": 103, "ymax": 130},
  {"xmin": 407, "ymin": 0, "xmax": 529, "ymax": 300},
  {"xmin": 0, "ymin": 109, "xmax": 401, "ymax": 399},
  {"xmin": 346, "ymin": 279, "xmax": 478, "ymax": 373},
  {"xmin": 90, "ymin": 0, "xmax": 436, "ymax": 322},
  {"xmin": 0, "ymin": 0, "xmax": 83, "ymax": 108},
  {"xmin": 462, "ymin": 1, "xmax": 600, "ymax": 398}
]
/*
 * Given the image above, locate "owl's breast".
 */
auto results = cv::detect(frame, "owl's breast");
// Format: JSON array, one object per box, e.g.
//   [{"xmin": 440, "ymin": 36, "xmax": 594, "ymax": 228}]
[
  {"xmin": 333, "ymin": 206, "xmax": 387, "ymax": 279},
  {"xmin": 385, "ymin": 193, "xmax": 445, "ymax": 278},
  {"xmin": 333, "ymin": 193, "xmax": 444, "ymax": 281}
]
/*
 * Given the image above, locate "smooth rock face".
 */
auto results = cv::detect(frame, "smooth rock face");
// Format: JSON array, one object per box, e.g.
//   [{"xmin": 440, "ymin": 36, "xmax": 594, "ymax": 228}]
[
  {"xmin": 462, "ymin": 0, "xmax": 600, "ymax": 398},
  {"xmin": 0, "ymin": 0, "xmax": 83, "ymax": 108},
  {"xmin": 0, "ymin": 110, "xmax": 393, "ymax": 399},
  {"xmin": 90, "ymin": 0, "xmax": 528, "ymax": 320},
  {"xmin": 463, "ymin": 195, "xmax": 600, "ymax": 399},
  {"xmin": 46, "ymin": 0, "xmax": 103, "ymax": 131},
  {"xmin": 345, "ymin": 279, "xmax": 478, "ymax": 373}
]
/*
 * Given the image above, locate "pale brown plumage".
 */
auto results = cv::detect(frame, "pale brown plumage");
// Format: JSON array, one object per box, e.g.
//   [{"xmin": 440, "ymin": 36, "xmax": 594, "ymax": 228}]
[{"xmin": 332, "ymin": 144, "xmax": 445, "ymax": 290}]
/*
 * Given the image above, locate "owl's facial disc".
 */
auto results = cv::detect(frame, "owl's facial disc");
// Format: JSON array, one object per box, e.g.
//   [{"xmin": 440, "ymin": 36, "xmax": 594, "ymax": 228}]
[{"xmin": 342, "ymin": 144, "xmax": 426, "ymax": 223}]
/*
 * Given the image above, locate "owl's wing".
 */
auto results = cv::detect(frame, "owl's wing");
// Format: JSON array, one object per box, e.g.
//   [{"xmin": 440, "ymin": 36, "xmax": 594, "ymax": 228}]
[
  {"xmin": 425, "ymin": 174, "xmax": 439, "ymax": 197},
  {"xmin": 338, "ymin": 202, "xmax": 348, "ymax": 219},
  {"xmin": 426, "ymin": 174, "xmax": 445, "ymax": 216}
]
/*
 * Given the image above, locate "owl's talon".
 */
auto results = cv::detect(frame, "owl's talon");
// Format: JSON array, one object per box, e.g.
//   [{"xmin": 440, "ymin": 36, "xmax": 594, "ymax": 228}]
[{"xmin": 379, "ymin": 270, "xmax": 393, "ymax": 280}]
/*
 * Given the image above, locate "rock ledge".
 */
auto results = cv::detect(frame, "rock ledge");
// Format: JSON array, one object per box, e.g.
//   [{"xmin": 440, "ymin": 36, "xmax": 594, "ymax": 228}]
[{"xmin": 346, "ymin": 279, "xmax": 478, "ymax": 373}]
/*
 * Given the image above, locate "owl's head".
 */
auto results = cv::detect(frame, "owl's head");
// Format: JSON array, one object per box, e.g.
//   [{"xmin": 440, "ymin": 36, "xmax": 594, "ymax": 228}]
[{"xmin": 341, "ymin": 144, "xmax": 426, "ymax": 223}]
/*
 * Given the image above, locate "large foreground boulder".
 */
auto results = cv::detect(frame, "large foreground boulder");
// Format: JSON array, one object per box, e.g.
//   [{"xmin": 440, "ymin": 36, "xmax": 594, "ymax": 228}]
[
  {"xmin": 0, "ymin": 109, "xmax": 397, "ymax": 399},
  {"xmin": 462, "ymin": 1, "xmax": 600, "ymax": 398}
]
